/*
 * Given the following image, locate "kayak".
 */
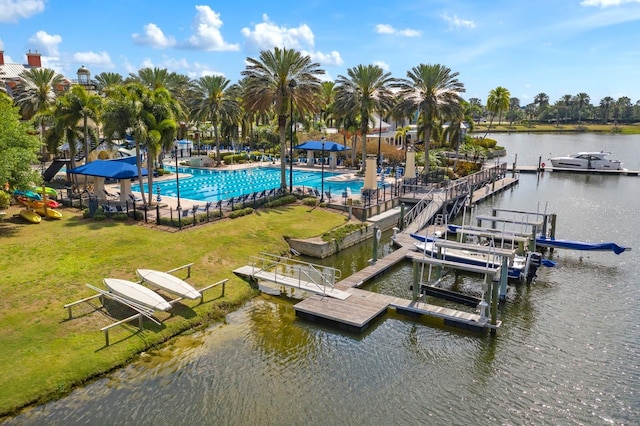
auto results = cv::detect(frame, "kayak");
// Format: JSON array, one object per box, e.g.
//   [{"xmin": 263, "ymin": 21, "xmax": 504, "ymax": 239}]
[
  {"xmin": 13, "ymin": 189, "xmax": 41, "ymax": 201},
  {"xmin": 35, "ymin": 208, "xmax": 63, "ymax": 219},
  {"xmin": 34, "ymin": 186, "xmax": 59, "ymax": 198},
  {"xmin": 19, "ymin": 209, "xmax": 41, "ymax": 224}
]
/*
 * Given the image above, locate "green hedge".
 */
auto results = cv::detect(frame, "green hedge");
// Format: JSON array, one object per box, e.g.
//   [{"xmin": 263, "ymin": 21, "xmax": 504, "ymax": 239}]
[{"xmin": 229, "ymin": 207, "xmax": 254, "ymax": 219}]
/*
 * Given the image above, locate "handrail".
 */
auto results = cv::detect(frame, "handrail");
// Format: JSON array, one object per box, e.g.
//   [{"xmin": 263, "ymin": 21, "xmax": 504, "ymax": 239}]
[{"xmin": 247, "ymin": 254, "xmax": 340, "ymax": 296}]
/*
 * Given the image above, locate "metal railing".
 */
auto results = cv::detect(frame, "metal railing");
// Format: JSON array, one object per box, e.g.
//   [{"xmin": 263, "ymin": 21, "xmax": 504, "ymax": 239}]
[{"xmin": 248, "ymin": 253, "xmax": 341, "ymax": 295}]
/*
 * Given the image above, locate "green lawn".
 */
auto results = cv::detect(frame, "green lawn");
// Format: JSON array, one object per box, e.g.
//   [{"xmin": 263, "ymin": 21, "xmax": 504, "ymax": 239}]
[{"xmin": 0, "ymin": 204, "xmax": 347, "ymax": 417}]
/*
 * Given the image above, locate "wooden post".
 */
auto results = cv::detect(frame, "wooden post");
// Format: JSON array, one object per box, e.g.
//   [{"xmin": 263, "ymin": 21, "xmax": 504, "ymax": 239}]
[
  {"xmin": 549, "ymin": 213, "xmax": 557, "ymax": 254},
  {"xmin": 371, "ymin": 226, "xmax": 379, "ymax": 263},
  {"xmin": 491, "ymin": 273, "xmax": 500, "ymax": 335},
  {"xmin": 412, "ymin": 261, "xmax": 420, "ymax": 302},
  {"xmin": 499, "ymin": 259, "xmax": 508, "ymax": 301}
]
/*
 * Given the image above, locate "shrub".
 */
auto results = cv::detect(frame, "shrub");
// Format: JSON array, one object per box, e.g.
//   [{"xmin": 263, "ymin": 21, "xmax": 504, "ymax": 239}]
[
  {"xmin": 113, "ymin": 212, "xmax": 128, "ymax": 221},
  {"xmin": 0, "ymin": 191, "xmax": 10, "ymax": 209},
  {"xmin": 229, "ymin": 207, "xmax": 254, "ymax": 219},
  {"xmin": 264, "ymin": 195, "xmax": 297, "ymax": 208},
  {"xmin": 321, "ymin": 223, "xmax": 366, "ymax": 242},
  {"xmin": 302, "ymin": 197, "xmax": 317, "ymax": 206}
]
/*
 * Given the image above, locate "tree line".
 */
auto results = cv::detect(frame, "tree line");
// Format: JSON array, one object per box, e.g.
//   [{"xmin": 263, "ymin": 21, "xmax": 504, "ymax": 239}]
[{"xmin": 3, "ymin": 46, "xmax": 637, "ymax": 203}]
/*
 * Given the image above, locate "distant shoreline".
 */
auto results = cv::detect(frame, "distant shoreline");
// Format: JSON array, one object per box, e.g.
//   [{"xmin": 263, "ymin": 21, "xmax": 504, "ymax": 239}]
[{"xmin": 470, "ymin": 123, "xmax": 640, "ymax": 135}]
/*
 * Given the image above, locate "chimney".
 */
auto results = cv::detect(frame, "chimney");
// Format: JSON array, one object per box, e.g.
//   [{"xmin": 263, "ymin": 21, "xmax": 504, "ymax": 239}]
[
  {"xmin": 26, "ymin": 50, "xmax": 41, "ymax": 67},
  {"xmin": 0, "ymin": 51, "xmax": 4, "ymax": 66}
]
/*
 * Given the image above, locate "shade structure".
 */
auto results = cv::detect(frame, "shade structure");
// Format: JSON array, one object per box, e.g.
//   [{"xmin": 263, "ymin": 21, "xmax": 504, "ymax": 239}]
[
  {"xmin": 294, "ymin": 140, "xmax": 346, "ymax": 151},
  {"xmin": 67, "ymin": 156, "xmax": 148, "ymax": 179}
]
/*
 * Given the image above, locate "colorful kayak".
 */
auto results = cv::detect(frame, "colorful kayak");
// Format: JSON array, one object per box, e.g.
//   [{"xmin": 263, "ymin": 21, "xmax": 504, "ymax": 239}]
[
  {"xmin": 13, "ymin": 189, "xmax": 41, "ymax": 201},
  {"xmin": 34, "ymin": 186, "xmax": 59, "ymax": 198},
  {"xmin": 19, "ymin": 209, "xmax": 41, "ymax": 224},
  {"xmin": 16, "ymin": 197, "xmax": 60, "ymax": 209},
  {"xmin": 35, "ymin": 208, "xmax": 63, "ymax": 219}
]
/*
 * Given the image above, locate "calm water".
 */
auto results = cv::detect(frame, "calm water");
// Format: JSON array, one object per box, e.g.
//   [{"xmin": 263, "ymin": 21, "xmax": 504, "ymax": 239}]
[
  {"xmin": 132, "ymin": 166, "xmax": 370, "ymax": 202},
  {"xmin": 6, "ymin": 134, "xmax": 640, "ymax": 425}
]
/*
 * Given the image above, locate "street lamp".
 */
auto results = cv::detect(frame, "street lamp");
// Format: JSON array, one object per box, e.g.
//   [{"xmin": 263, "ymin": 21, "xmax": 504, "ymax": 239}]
[
  {"xmin": 377, "ymin": 111, "xmax": 383, "ymax": 167},
  {"xmin": 320, "ymin": 138, "xmax": 326, "ymax": 202},
  {"xmin": 288, "ymin": 79, "xmax": 297, "ymax": 193},
  {"xmin": 174, "ymin": 146, "xmax": 181, "ymax": 211}
]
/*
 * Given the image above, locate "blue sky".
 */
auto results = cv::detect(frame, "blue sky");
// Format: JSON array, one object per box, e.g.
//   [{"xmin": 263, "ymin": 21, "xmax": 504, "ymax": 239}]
[{"xmin": 2, "ymin": 0, "xmax": 640, "ymax": 105}]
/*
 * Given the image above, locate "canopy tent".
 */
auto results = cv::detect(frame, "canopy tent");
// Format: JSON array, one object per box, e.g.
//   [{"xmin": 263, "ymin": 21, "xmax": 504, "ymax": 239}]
[
  {"xmin": 294, "ymin": 140, "xmax": 346, "ymax": 169},
  {"xmin": 294, "ymin": 140, "xmax": 346, "ymax": 151},
  {"xmin": 68, "ymin": 157, "xmax": 147, "ymax": 204}
]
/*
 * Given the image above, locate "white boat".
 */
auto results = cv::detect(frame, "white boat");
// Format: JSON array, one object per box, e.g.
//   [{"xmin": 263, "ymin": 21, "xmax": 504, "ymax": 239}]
[
  {"xmin": 136, "ymin": 269, "xmax": 202, "ymax": 300},
  {"xmin": 549, "ymin": 151, "xmax": 624, "ymax": 170},
  {"xmin": 413, "ymin": 241, "xmax": 527, "ymax": 280},
  {"xmin": 103, "ymin": 278, "xmax": 172, "ymax": 311}
]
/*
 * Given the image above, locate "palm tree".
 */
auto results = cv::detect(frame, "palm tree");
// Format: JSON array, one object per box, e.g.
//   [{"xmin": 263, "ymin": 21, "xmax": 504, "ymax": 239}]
[
  {"xmin": 319, "ymin": 81, "xmax": 336, "ymax": 129},
  {"xmin": 599, "ymin": 96, "xmax": 614, "ymax": 123},
  {"xmin": 127, "ymin": 67, "xmax": 172, "ymax": 90},
  {"xmin": 13, "ymin": 68, "xmax": 66, "ymax": 156},
  {"xmin": 574, "ymin": 92, "xmax": 590, "ymax": 124},
  {"xmin": 395, "ymin": 63, "xmax": 465, "ymax": 176},
  {"xmin": 242, "ymin": 47, "xmax": 324, "ymax": 190},
  {"xmin": 486, "ymin": 86, "xmax": 510, "ymax": 129},
  {"xmin": 95, "ymin": 72, "xmax": 124, "ymax": 96},
  {"xmin": 191, "ymin": 75, "xmax": 241, "ymax": 165},
  {"xmin": 334, "ymin": 64, "xmax": 396, "ymax": 172}
]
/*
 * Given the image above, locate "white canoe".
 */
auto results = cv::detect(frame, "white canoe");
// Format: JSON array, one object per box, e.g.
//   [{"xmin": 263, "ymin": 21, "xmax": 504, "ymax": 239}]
[
  {"xmin": 103, "ymin": 278, "xmax": 172, "ymax": 311},
  {"xmin": 136, "ymin": 269, "xmax": 202, "ymax": 300}
]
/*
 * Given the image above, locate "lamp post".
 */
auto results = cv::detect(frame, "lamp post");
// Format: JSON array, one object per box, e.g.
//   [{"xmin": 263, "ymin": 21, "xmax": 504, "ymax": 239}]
[
  {"xmin": 288, "ymin": 79, "xmax": 297, "ymax": 193},
  {"xmin": 174, "ymin": 146, "xmax": 181, "ymax": 211},
  {"xmin": 377, "ymin": 111, "xmax": 382, "ymax": 167},
  {"xmin": 320, "ymin": 138, "xmax": 325, "ymax": 202}
]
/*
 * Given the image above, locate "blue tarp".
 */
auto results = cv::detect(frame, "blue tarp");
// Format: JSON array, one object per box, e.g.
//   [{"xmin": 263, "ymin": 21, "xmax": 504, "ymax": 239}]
[
  {"xmin": 68, "ymin": 157, "xmax": 148, "ymax": 179},
  {"xmin": 294, "ymin": 140, "xmax": 346, "ymax": 151}
]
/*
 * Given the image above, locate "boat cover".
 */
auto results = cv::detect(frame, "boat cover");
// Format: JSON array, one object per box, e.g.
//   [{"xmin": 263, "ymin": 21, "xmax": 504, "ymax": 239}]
[{"xmin": 536, "ymin": 237, "xmax": 629, "ymax": 255}]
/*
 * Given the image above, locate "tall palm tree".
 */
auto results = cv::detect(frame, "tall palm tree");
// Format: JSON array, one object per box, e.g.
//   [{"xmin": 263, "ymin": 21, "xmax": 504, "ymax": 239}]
[
  {"xmin": 334, "ymin": 64, "xmax": 396, "ymax": 172},
  {"xmin": 95, "ymin": 72, "xmax": 124, "ymax": 96},
  {"xmin": 599, "ymin": 96, "xmax": 614, "ymax": 123},
  {"xmin": 13, "ymin": 68, "xmax": 66, "ymax": 156},
  {"xmin": 61, "ymin": 85, "xmax": 102, "ymax": 162},
  {"xmin": 191, "ymin": 75, "xmax": 241, "ymax": 165},
  {"xmin": 574, "ymin": 92, "xmax": 590, "ymax": 124},
  {"xmin": 103, "ymin": 83, "xmax": 149, "ymax": 204},
  {"xmin": 395, "ymin": 63, "xmax": 465, "ymax": 176},
  {"xmin": 319, "ymin": 81, "xmax": 336, "ymax": 129},
  {"xmin": 127, "ymin": 67, "xmax": 172, "ymax": 90},
  {"xmin": 484, "ymin": 86, "xmax": 510, "ymax": 136},
  {"xmin": 242, "ymin": 47, "xmax": 324, "ymax": 190}
]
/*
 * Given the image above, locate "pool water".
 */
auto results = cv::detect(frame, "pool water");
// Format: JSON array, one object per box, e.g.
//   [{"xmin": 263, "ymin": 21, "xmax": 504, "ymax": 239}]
[{"xmin": 132, "ymin": 166, "xmax": 368, "ymax": 202}]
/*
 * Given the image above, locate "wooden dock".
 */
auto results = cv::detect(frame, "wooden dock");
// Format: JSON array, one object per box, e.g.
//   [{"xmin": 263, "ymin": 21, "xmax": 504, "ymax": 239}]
[{"xmin": 294, "ymin": 287, "xmax": 498, "ymax": 333}]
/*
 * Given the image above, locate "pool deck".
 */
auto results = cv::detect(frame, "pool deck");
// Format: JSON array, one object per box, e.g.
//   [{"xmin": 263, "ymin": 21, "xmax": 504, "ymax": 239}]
[{"xmin": 102, "ymin": 160, "xmax": 364, "ymax": 212}]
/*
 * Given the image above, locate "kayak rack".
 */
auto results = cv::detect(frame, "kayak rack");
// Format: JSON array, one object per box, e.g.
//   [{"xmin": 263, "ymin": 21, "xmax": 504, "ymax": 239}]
[{"xmin": 63, "ymin": 263, "xmax": 228, "ymax": 346}]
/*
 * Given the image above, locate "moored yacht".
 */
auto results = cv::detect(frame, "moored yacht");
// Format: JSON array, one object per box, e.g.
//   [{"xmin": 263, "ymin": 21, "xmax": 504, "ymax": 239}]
[{"xmin": 549, "ymin": 151, "xmax": 624, "ymax": 170}]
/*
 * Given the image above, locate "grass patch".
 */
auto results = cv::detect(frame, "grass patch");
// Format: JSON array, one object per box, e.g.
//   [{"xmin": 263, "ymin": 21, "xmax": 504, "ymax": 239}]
[
  {"xmin": 321, "ymin": 223, "xmax": 367, "ymax": 242},
  {"xmin": 0, "ymin": 203, "xmax": 345, "ymax": 416}
]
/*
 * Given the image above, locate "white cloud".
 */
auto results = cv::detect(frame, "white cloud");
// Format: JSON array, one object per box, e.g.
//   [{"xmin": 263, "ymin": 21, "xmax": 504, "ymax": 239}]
[
  {"xmin": 441, "ymin": 13, "xmax": 476, "ymax": 30},
  {"xmin": 73, "ymin": 51, "xmax": 113, "ymax": 67},
  {"xmin": 0, "ymin": 0, "xmax": 45, "ymax": 23},
  {"xmin": 373, "ymin": 61, "xmax": 390, "ymax": 72},
  {"xmin": 581, "ymin": 0, "xmax": 640, "ymax": 6},
  {"xmin": 28, "ymin": 30, "xmax": 62, "ymax": 56},
  {"xmin": 183, "ymin": 5, "xmax": 239, "ymax": 51},
  {"xmin": 132, "ymin": 23, "xmax": 176, "ymax": 48},
  {"xmin": 374, "ymin": 24, "xmax": 421, "ymax": 37},
  {"xmin": 306, "ymin": 50, "xmax": 344, "ymax": 66},
  {"xmin": 140, "ymin": 58, "xmax": 154, "ymax": 69},
  {"xmin": 121, "ymin": 56, "xmax": 137, "ymax": 74},
  {"xmin": 241, "ymin": 14, "xmax": 315, "ymax": 51}
]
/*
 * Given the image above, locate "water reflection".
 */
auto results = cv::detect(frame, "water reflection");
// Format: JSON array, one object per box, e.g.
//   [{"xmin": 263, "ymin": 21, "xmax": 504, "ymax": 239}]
[{"xmin": 6, "ymin": 134, "xmax": 640, "ymax": 425}]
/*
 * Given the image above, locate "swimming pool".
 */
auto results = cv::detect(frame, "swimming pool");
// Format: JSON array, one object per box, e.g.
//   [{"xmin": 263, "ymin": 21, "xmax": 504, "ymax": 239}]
[{"xmin": 131, "ymin": 166, "xmax": 368, "ymax": 202}]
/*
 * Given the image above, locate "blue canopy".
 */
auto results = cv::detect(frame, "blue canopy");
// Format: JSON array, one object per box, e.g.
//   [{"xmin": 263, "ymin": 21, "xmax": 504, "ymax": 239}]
[
  {"xmin": 294, "ymin": 140, "xmax": 346, "ymax": 151},
  {"xmin": 68, "ymin": 157, "xmax": 148, "ymax": 179}
]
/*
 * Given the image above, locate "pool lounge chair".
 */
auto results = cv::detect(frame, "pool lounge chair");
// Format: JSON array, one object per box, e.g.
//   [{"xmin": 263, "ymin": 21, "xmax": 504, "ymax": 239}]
[
  {"xmin": 103, "ymin": 189, "xmax": 119, "ymax": 199},
  {"xmin": 128, "ymin": 194, "xmax": 143, "ymax": 204}
]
